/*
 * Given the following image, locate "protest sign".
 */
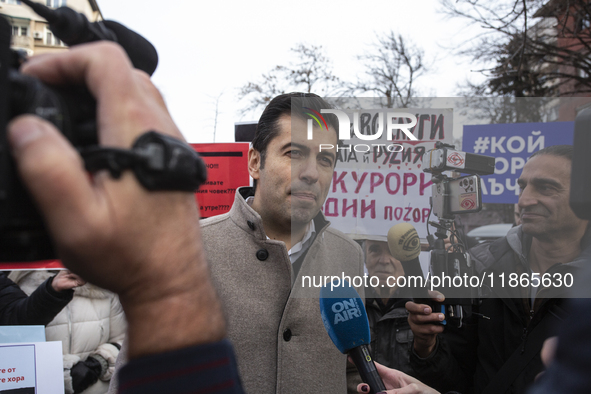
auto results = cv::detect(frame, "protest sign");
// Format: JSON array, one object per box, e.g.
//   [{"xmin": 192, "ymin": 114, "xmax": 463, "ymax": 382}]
[
  {"xmin": 191, "ymin": 143, "xmax": 250, "ymax": 217},
  {"xmin": 462, "ymin": 122, "xmax": 574, "ymax": 204},
  {"xmin": 324, "ymin": 108, "xmax": 453, "ymax": 239},
  {"xmin": 0, "ymin": 342, "xmax": 63, "ymax": 394},
  {"xmin": 0, "ymin": 260, "xmax": 64, "ymax": 271}
]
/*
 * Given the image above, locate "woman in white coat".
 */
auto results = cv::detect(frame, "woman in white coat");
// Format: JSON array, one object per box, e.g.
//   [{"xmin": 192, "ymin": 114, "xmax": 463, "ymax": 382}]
[{"xmin": 10, "ymin": 270, "xmax": 126, "ymax": 394}]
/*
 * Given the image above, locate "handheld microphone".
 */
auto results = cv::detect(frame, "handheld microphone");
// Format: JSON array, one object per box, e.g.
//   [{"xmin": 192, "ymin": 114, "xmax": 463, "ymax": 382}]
[
  {"xmin": 387, "ymin": 223, "xmax": 446, "ymax": 323},
  {"xmin": 319, "ymin": 281, "xmax": 386, "ymax": 394},
  {"xmin": 21, "ymin": 0, "xmax": 158, "ymax": 75}
]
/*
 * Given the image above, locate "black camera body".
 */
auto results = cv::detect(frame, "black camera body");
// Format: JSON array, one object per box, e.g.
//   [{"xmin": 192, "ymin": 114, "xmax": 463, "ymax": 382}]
[
  {"xmin": 0, "ymin": 16, "xmax": 97, "ymax": 261},
  {"xmin": 422, "ymin": 142, "xmax": 496, "ymax": 327},
  {"xmin": 571, "ymin": 108, "xmax": 591, "ymax": 221}
]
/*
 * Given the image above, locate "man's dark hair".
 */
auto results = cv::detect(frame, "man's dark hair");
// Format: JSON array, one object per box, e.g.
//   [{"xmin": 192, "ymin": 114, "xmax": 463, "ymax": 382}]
[
  {"xmin": 251, "ymin": 92, "xmax": 339, "ymax": 191},
  {"xmin": 529, "ymin": 144, "xmax": 573, "ymax": 161},
  {"xmin": 252, "ymin": 92, "xmax": 339, "ymax": 168}
]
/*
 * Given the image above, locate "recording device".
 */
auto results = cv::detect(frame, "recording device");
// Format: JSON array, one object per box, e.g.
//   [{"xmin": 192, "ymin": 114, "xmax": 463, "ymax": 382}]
[
  {"xmin": 387, "ymin": 223, "xmax": 447, "ymax": 322},
  {"xmin": 423, "ymin": 143, "xmax": 495, "ymax": 176},
  {"xmin": 0, "ymin": 4, "xmax": 201, "ymax": 262},
  {"xmin": 570, "ymin": 107, "xmax": 591, "ymax": 220},
  {"xmin": 387, "ymin": 223, "xmax": 430, "ymax": 299},
  {"xmin": 431, "ymin": 174, "xmax": 481, "ymax": 218},
  {"xmin": 423, "ymin": 142, "xmax": 494, "ymax": 220},
  {"xmin": 319, "ymin": 282, "xmax": 386, "ymax": 394},
  {"xmin": 421, "ymin": 142, "xmax": 496, "ymax": 327}
]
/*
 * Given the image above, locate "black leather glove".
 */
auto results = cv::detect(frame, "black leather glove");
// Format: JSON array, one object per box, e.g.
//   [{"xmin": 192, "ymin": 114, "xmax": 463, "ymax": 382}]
[{"xmin": 71, "ymin": 356, "xmax": 102, "ymax": 394}]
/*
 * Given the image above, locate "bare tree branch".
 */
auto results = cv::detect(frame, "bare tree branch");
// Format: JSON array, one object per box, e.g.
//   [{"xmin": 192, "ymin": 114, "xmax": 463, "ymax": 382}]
[
  {"xmin": 442, "ymin": 0, "xmax": 591, "ymax": 97},
  {"xmin": 238, "ymin": 44, "xmax": 340, "ymax": 116},
  {"xmin": 347, "ymin": 32, "xmax": 426, "ymax": 108}
]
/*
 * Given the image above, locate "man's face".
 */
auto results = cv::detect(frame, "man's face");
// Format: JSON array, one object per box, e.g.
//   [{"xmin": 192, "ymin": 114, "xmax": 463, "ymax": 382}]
[
  {"xmin": 248, "ymin": 114, "xmax": 337, "ymax": 229},
  {"xmin": 517, "ymin": 154, "xmax": 585, "ymax": 239},
  {"xmin": 365, "ymin": 240, "xmax": 404, "ymax": 286}
]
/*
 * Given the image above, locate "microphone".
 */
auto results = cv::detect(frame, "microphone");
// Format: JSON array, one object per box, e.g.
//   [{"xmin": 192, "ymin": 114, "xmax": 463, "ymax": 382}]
[
  {"xmin": 319, "ymin": 281, "xmax": 386, "ymax": 394},
  {"xmin": 387, "ymin": 223, "xmax": 446, "ymax": 322},
  {"xmin": 387, "ymin": 222, "xmax": 429, "ymax": 298},
  {"xmin": 21, "ymin": 0, "xmax": 158, "ymax": 75}
]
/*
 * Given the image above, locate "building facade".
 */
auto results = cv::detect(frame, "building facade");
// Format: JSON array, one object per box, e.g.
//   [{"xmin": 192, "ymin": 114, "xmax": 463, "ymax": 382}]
[
  {"xmin": 534, "ymin": 0, "xmax": 591, "ymax": 120},
  {"xmin": 0, "ymin": 0, "xmax": 102, "ymax": 56}
]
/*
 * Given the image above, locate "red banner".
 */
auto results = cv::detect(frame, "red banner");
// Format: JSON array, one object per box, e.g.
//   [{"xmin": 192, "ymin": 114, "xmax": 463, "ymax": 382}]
[
  {"xmin": 0, "ymin": 260, "xmax": 65, "ymax": 271},
  {"xmin": 191, "ymin": 143, "xmax": 250, "ymax": 218}
]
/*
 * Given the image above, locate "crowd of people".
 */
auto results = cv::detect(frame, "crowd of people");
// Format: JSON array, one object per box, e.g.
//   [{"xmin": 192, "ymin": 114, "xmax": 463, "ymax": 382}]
[{"xmin": 0, "ymin": 39, "xmax": 590, "ymax": 394}]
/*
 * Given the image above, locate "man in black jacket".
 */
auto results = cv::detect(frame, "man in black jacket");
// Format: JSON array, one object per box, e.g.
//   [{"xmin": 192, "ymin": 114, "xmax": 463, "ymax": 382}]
[
  {"xmin": 0, "ymin": 270, "xmax": 82, "ymax": 325},
  {"xmin": 363, "ymin": 239, "xmax": 414, "ymax": 376},
  {"xmin": 406, "ymin": 145, "xmax": 589, "ymax": 394}
]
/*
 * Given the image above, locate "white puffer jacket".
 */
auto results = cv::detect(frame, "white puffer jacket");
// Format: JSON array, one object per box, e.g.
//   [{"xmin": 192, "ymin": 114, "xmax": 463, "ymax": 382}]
[{"xmin": 9, "ymin": 270, "xmax": 126, "ymax": 394}]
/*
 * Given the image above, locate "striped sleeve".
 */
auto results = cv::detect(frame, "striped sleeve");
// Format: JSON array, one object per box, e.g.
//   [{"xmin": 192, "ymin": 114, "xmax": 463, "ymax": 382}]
[{"xmin": 118, "ymin": 339, "xmax": 243, "ymax": 394}]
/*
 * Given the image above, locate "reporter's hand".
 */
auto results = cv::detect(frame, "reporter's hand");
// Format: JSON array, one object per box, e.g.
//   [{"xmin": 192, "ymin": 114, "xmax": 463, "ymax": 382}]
[
  {"xmin": 8, "ymin": 42, "xmax": 225, "ymax": 358},
  {"xmin": 405, "ymin": 291, "xmax": 445, "ymax": 358},
  {"xmin": 356, "ymin": 362, "xmax": 440, "ymax": 394},
  {"xmin": 51, "ymin": 270, "xmax": 86, "ymax": 292}
]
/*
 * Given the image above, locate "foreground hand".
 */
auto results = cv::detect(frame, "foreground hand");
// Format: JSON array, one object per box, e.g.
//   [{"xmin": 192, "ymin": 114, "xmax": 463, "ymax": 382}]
[
  {"xmin": 8, "ymin": 42, "xmax": 224, "ymax": 358},
  {"xmin": 535, "ymin": 336, "xmax": 559, "ymax": 381},
  {"xmin": 52, "ymin": 270, "xmax": 86, "ymax": 292},
  {"xmin": 357, "ymin": 362, "xmax": 440, "ymax": 394},
  {"xmin": 406, "ymin": 290, "xmax": 445, "ymax": 358}
]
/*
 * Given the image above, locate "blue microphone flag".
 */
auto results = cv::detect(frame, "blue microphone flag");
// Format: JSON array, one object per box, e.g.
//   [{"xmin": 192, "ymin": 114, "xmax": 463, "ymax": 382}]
[{"xmin": 319, "ymin": 280, "xmax": 370, "ymax": 354}]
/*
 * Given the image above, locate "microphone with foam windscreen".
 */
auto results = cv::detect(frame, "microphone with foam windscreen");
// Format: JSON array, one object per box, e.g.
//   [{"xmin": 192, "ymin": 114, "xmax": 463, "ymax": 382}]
[
  {"xmin": 319, "ymin": 281, "xmax": 386, "ymax": 394},
  {"xmin": 387, "ymin": 222, "xmax": 429, "ymax": 298},
  {"xmin": 21, "ymin": 0, "xmax": 158, "ymax": 75},
  {"xmin": 387, "ymin": 223, "xmax": 446, "ymax": 323}
]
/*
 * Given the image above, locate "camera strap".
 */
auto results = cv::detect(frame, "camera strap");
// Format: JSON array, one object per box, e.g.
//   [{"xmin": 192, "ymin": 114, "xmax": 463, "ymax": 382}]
[{"xmin": 79, "ymin": 131, "xmax": 207, "ymax": 192}]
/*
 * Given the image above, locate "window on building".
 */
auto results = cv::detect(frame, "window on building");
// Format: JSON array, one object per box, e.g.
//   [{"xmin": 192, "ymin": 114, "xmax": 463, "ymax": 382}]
[
  {"xmin": 46, "ymin": 0, "xmax": 66, "ymax": 7},
  {"xmin": 11, "ymin": 25, "xmax": 28, "ymax": 36},
  {"xmin": 575, "ymin": 12, "xmax": 591, "ymax": 35}
]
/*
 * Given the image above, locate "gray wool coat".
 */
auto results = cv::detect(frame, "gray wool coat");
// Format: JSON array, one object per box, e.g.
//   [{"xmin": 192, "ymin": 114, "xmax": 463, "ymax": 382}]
[
  {"xmin": 201, "ymin": 188, "xmax": 365, "ymax": 393},
  {"xmin": 108, "ymin": 188, "xmax": 365, "ymax": 394}
]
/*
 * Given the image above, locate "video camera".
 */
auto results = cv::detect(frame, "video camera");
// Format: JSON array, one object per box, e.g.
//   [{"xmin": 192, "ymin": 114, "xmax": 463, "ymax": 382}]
[
  {"xmin": 0, "ymin": 2, "xmax": 205, "ymax": 262},
  {"xmin": 0, "ymin": 14, "xmax": 101, "ymax": 262},
  {"xmin": 421, "ymin": 142, "xmax": 495, "ymax": 327}
]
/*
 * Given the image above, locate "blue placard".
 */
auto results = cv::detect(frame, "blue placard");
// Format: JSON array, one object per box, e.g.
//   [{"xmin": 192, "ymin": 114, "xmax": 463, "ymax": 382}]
[
  {"xmin": 462, "ymin": 122, "xmax": 574, "ymax": 204},
  {"xmin": 0, "ymin": 326, "xmax": 45, "ymax": 343}
]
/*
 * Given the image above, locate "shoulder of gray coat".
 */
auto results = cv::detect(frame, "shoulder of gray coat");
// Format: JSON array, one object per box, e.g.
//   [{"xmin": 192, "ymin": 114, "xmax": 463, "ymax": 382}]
[
  {"xmin": 323, "ymin": 227, "xmax": 363, "ymax": 253},
  {"xmin": 200, "ymin": 211, "xmax": 232, "ymax": 228}
]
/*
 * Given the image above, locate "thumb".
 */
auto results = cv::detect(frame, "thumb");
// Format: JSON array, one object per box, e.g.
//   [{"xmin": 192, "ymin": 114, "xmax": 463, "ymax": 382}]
[{"xmin": 8, "ymin": 115, "xmax": 98, "ymax": 239}]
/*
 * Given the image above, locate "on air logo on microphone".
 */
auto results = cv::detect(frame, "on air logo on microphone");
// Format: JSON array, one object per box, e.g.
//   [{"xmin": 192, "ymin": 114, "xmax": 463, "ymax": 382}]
[{"xmin": 331, "ymin": 298, "xmax": 363, "ymax": 325}]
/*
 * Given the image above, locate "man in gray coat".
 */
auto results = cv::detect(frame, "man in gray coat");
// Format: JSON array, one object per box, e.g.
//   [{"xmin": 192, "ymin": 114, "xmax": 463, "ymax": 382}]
[
  {"xmin": 200, "ymin": 93, "xmax": 365, "ymax": 393},
  {"xmin": 107, "ymin": 93, "xmax": 364, "ymax": 394}
]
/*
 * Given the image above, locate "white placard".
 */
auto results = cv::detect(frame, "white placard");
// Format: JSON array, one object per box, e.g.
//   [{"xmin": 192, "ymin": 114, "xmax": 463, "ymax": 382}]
[
  {"xmin": 325, "ymin": 108, "xmax": 453, "ymax": 239},
  {"xmin": 0, "ymin": 341, "xmax": 64, "ymax": 394}
]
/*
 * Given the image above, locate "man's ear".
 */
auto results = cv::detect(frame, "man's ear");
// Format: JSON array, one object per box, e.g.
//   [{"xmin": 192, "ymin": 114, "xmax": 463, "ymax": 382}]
[{"xmin": 248, "ymin": 147, "xmax": 261, "ymax": 180}]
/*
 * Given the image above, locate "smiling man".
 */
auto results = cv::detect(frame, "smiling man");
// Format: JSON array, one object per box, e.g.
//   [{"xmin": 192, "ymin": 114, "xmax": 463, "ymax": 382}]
[
  {"xmin": 200, "ymin": 93, "xmax": 365, "ymax": 394},
  {"xmin": 406, "ymin": 145, "xmax": 591, "ymax": 394}
]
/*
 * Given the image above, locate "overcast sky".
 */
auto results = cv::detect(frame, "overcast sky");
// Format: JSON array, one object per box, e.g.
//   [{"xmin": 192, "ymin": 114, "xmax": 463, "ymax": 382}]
[{"xmin": 96, "ymin": 0, "xmax": 485, "ymax": 143}]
